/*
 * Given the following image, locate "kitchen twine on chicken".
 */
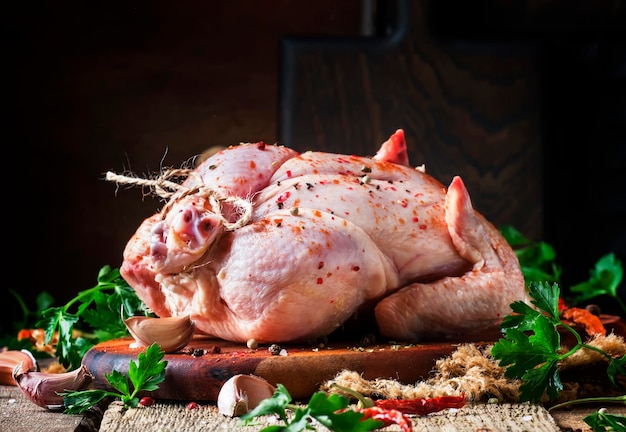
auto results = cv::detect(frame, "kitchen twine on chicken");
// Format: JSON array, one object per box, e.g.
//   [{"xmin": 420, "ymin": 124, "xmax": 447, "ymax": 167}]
[{"xmin": 105, "ymin": 169, "xmax": 253, "ymax": 231}]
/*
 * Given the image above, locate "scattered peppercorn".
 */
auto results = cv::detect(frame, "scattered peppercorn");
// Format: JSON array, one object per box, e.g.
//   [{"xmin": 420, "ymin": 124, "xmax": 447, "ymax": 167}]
[
  {"xmin": 316, "ymin": 335, "xmax": 328, "ymax": 349},
  {"xmin": 247, "ymin": 338, "xmax": 258, "ymax": 350},
  {"xmin": 186, "ymin": 401, "xmax": 199, "ymax": 410},
  {"xmin": 290, "ymin": 206, "xmax": 299, "ymax": 216},
  {"xmin": 359, "ymin": 333, "xmax": 377, "ymax": 347},
  {"xmin": 139, "ymin": 396, "xmax": 155, "ymax": 407},
  {"xmin": 207, "ymin": 345, "xmax": 221, "ymax": 354},
  {"xmin": 192, "ymin": 348, "xmax": 205, "ymax": 357},
  {"xmin": 585, "ymin": 304, "xmax": 602, "ymax": 316},
  {"xmin": 268, "ymin": 344, "xmax": 281, "ymax": 355}
]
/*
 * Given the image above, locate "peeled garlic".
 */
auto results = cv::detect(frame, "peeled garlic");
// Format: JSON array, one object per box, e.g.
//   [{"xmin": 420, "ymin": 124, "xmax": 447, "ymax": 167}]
[
  {"xmin": 13, "ymin": 363, "xmax": 93, "ymax": 410},
  {"xmin": 124, "ymin": 315, "xmax": 196, "ymax": 353},
  {"xmin": 217, "ymin": 374, "xmax": 277, "ymax": 417},
  {"xmin": 0, "ymin": 350, "xmax": 38, "ymax": 385}
]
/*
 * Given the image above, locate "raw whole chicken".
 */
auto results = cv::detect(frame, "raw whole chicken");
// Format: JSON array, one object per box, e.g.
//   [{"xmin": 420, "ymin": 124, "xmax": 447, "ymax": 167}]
[{"xmin": 120, "ymin": 130, "xmax": 527, "ymax": 343}]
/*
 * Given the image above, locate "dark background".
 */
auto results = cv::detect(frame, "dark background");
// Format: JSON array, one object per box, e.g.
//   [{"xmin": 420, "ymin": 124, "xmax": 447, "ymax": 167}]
[{"xmin": 4, "ymin": 0, "xmax": 625, "ymax": 334}]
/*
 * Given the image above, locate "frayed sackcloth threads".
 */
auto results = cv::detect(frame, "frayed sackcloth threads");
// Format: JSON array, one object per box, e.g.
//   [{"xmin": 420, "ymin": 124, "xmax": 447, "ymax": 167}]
[{"xmin": 323, "ymin": 333, "xmax": 626, "ymax": 405}]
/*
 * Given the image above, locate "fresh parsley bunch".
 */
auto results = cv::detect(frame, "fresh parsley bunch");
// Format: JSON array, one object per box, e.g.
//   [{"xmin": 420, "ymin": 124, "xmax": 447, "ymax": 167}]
[
  {"xmin": 36, "ymin": 265, "xmax": 154, "ymax": 370},
  {"xmin": 491, "ymin": 281, "xmax": 626, "ymax": 403},
  {"xmin": 61, "ymin": 342, "xmax": 167, "ymax": 413}
]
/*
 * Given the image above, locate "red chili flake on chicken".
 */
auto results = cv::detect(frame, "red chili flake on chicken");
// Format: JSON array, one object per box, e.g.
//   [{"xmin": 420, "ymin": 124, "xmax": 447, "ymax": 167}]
[
  {"xmin": 277, "ymin": 191, "xmax": 291, "ymax": 203},
  {"xmin": 256, "ymin": 141, "xmax": 266, "ymax": 150},
  {"xmin": 317, "ymin": 277, "xmax": 323, "ymax": 284}
]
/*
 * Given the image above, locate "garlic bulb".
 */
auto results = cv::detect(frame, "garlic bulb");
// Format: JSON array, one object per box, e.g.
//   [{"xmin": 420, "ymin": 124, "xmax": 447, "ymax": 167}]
[
  {"xmin": 0, "ymin": 350, "xmax": 38, "ymax": 385},
  {"xmin": 217, "ymin": 374, "xmax": 277, "ymax": 417},
  {"xmin": 124, "ymin": 315, "xmax": 196, "ymax": 353},
  {"xmin": 13, "ymin": 363, "xmax": 93, "ymax": 410}
]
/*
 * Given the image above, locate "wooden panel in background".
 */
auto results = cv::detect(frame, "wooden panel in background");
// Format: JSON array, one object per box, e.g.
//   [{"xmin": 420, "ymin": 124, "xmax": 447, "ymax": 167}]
[{"xmin": 279, "ymin": 0, "xmax": 543, "ymax": 240}]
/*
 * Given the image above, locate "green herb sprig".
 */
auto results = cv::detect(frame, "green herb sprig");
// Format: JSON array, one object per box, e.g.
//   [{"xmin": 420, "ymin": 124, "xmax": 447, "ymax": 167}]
[
  {"xmin": 239, "ymin": 384, "xmax": 383, "ymax": 432},
  {"xmin": 569, "ymin": 253, "xmax": 625, "ymax": 314},
  {"xmin": 583, "ymin": 404, "xmax": 626, "ymax": 431},
  {"xmin": 2, "ymin": 290, "xmax": 55, "ymax": 354},
  {"xmin": 36, "ymin": 265, "xmax": 154, "ymax": 370},
  {"xmin": 500, "ymin": 225, "xmax": 624, "ymax": 314},
  {"xmin": 61, "ymin": 342, "xmax": 167, "ymax": 414},
  {"xmin": 499, "ymin": 225, "xmax": 561, "ymax": 284},
  {"xmin": 491, "ymin": 281, "xmax": 626, "ymax": 403}
]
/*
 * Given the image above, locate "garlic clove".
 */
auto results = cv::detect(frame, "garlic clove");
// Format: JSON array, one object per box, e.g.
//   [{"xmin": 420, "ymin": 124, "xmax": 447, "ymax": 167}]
[
  {"xmin": 124, "ymin": 315, "xmax": 196, "ymax": 353},
  {"xmin": 217, "ymin": 374, "xmax": 277, "ymax": 417},
  {"xmin": 0, "ymin": 350, "xmax": 38, "ymax": 385},
  {"xmin": 13, "ymin": 363, "xmax": 93, "ymax": 410}
]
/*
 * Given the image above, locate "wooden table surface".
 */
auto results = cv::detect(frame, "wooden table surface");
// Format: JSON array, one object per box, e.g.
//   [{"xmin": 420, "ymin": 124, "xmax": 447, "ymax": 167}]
[{"xmin": 3, "ymin": 384, "xmax": 625, "ymax": 432}]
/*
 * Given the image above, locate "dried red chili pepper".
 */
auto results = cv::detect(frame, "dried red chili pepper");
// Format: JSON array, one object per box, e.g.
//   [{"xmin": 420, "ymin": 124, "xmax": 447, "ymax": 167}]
[
  {"xmin": 561, "ymin": 307, "xmax": 606, "ymax": 337},
  {"xmin": 357, "ymin": 406, "xmax": 412, "ymax": 432},
  {"xmin": 375, "ymin": 394, "xmax": 466, "ymax": 415}
]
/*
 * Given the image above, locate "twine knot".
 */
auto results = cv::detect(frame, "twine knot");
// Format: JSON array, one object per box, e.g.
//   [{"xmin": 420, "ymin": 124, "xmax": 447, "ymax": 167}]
[{"xmin": 105, "ymin": 169, "xmax": 253, "ymax": 231}]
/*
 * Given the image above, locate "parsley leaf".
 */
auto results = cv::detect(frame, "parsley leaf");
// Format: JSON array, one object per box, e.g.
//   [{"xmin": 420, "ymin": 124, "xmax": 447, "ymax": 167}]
[
  {"xmin": 492, "ymin": 281, "xmax": 624, "ymax": 403},
  {"xmin": 584, "ymin": 408, "xmax": 626, "ymax": 432},
  {"xmin": 35, "ymin": 265, "xmax": 154, "ymax": 370},
  {"xmin": 500, "ymin": 225, "xmax": 561, "ymax": 284},
  {"xmin": 62, "ymin": 343, "xmax": 167, "ymax": 413},
  {"xmin": 569, "ymin": 253, "xmax": 625, "ymax": 313},
  {"xmin": 239, "ymin": 384, "xmax": 383, "ymax": 432}
]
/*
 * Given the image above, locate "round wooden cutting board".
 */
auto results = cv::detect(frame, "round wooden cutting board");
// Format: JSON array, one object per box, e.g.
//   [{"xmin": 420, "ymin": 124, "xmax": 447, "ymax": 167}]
[{"xmin": 82, "ymin": 334, "xmax": 496, "ymax": 402}]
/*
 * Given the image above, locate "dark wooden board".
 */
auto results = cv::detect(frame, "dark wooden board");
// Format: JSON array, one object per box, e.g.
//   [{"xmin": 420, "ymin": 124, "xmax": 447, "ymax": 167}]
[
  {"xmin": 82, "ymin": 315, "xmax": 625, "ymax": 402},
  {"xmin": 83, "ymin": 335, "xmax": 495, "ymax": 402}
]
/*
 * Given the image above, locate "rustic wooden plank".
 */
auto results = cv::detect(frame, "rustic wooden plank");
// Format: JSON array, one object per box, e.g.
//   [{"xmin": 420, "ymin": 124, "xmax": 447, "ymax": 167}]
[{"xmin": 0, "ymin": 385, "xmax": 104, "ymax": 432}]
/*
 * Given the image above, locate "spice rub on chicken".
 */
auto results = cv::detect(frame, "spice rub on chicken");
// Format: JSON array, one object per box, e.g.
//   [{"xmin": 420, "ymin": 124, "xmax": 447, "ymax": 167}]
[{"xmin": 120, "ymin": 130, "xmax": 527, "ymax": 343}]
